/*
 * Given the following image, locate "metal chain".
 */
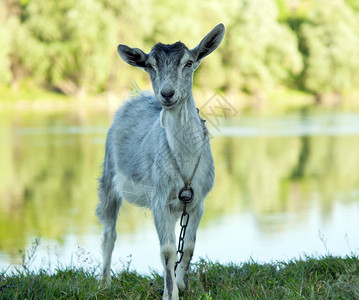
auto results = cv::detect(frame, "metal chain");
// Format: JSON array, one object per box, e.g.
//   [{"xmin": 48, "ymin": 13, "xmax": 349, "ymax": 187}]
[
  {"xmin": 167, "ymin": 139, "xmax": 205, "ymax": 190},
  {"xmin": 174, "ymin": 203, "xmax": 190, "ymax": 272},
  {"xmin": 167, "ymin": 108, "xmax": 209, "ymax": 190},
  {"xmin": 173, "ymin": 108, "xmax": 208, "ymax": 273}
]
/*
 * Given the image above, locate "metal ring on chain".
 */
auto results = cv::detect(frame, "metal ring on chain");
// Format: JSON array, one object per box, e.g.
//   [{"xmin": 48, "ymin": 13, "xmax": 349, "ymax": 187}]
[{"xmin": 178, "ymin": 186, "xmax": 194, "ymax": 204}]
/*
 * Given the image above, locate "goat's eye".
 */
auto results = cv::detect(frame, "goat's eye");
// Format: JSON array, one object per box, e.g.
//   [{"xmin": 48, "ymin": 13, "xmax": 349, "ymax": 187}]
[
  {"xmin": 146, "ymin": 64, "xmax": 153, "ymax": 71},
  {"xmin": 185, "ymin": 60, "xmax": 193, "ymax": 68}
]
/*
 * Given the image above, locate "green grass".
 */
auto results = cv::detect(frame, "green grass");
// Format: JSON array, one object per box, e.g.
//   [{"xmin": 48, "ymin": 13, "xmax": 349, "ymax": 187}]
[{"xmin": 1, "ymin": 255, "xmax": 358, "ymax": 299}]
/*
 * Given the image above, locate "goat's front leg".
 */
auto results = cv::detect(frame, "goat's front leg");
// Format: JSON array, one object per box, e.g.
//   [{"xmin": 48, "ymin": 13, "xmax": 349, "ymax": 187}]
[
  {"xmin": 175, "ymin": 205, "xmax": 203, "ymax": 290},
  {"xmin": 153, "ymin": 209, "xmax": 178, "ymax": 300}
]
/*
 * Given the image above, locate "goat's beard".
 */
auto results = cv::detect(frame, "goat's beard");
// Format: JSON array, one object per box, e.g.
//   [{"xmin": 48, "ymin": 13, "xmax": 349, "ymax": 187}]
[
  {"xmin": 160, "ymin": 99, "xmax": 188, "ymax": 128},
  {"xmin": 180, "ymin": 99, "xmax": 188, "ymax": 125}
]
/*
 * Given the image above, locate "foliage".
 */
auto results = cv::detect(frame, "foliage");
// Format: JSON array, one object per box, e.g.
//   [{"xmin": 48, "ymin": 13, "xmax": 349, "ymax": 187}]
[
  {"xmin": 1, "ymin": 256, "xmax": 359, "ymax": 299},
  {"xmin": 12, "ymin": 0, "xmax": 118, "ymax": 95},
  {"xmin": 221, "ymin": 0, "xmax": 303, "ymax": 94},
  {"xmin": 298, "ymin": 0, "xmax": 359, "ymax": 94},
  {"xmin": 0, "ymin": 0, "xmax": 359, "ymax": 98},
  {"xmin": 346, "ymin": 0, "xmax": 359, "ymax": 12},
  {"xmin": 0, "ymin": 2, "xmax": 12, "ymax": 85}
]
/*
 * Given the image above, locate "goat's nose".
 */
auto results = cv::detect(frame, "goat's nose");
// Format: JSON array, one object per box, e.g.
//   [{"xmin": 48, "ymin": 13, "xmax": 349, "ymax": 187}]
[{"xmin": 160, "ymin": 88, "xmax": 175, "ymax": 101}]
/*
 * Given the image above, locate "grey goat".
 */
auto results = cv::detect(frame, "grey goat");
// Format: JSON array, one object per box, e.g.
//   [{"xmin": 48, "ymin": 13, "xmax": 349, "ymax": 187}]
[{"xmin": 96, "ymin": 23, "xmax": 225, "ymax": 300}]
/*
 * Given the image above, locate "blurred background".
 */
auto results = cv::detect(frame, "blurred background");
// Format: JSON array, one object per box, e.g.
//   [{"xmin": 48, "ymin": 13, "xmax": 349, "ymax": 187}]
[{"xmin": 1, "ymin": 0, "xmax": 359, "ymax": 274}]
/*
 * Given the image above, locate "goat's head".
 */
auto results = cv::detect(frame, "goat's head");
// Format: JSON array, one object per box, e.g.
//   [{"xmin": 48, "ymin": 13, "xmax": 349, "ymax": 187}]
[{"xmin": 117, "ymin": 23, "xmax": 225, "ymax": 110}]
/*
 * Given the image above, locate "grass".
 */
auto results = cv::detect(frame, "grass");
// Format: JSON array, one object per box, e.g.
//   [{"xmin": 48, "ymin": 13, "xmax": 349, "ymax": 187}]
[{"xmin": 1, "ymin": 254, "xmax": 358, "ymax": 299}]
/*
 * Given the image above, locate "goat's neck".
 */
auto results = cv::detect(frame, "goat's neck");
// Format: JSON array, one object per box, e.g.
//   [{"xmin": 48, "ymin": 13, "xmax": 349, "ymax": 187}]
[{"xmin": 162, "ymin": 95, "xmax": 204, "ymax": 159}]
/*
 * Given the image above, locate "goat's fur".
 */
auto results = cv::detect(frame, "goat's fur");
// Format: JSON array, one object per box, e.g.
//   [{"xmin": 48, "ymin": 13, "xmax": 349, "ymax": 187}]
[{"xmin": 96, "ymin": 23, "xmax": 225, "ymax": 300}]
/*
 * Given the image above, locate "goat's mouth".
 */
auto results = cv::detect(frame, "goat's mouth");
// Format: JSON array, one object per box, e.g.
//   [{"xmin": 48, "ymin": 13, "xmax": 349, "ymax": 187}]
[{"xmin": 160, "ymin": 100, "xmax": 178, "ymax": 110}]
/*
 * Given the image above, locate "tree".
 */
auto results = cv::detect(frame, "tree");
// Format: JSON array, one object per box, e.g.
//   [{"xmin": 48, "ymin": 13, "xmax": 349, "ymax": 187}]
[
  {"xmin": 298, "ymin": 0, "xmax": 359, "ymax": 95},
  {"xmin": 220, "ymin": 0, "xmax": 303, "ymax": 93},
  {"xmin": 1, "ymin": 0, "xmax": 359, "ymax": 99},
  {"xmin": 12, "ymin": 0, "xmax": 119, "ymax": 95},
  {"xmin": 0, "ymin": 3, "xmax": 12, "ymax": 85}
]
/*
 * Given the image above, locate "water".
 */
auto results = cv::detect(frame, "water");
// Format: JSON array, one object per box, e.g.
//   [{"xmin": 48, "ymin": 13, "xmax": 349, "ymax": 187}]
[{"xmin": 1, "ymin": 109, "xmax": 359, "ymax": 274}]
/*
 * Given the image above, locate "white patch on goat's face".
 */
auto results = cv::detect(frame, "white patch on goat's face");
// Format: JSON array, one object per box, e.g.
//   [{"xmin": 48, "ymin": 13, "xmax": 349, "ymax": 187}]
[{"xmin": 146, "ymin": 42, "xmax": 195, "ymax": 110}]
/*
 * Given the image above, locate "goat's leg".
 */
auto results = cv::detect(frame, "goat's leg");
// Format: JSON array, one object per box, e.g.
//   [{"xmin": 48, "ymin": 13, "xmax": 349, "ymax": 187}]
[
  {"xmin": 153, "ymin": 210, "xmax": 178, "ymax": 300},
  {"xmin": 175, "ymin": 205, "xmax": 203, "ymax": 290},
  {"xmin": 101, "ymin": 220, "xmax": 118, "ymax": 283},
  {"xmin": 96, "ymin": 193, "xmax": 122, "ymax": 283}
]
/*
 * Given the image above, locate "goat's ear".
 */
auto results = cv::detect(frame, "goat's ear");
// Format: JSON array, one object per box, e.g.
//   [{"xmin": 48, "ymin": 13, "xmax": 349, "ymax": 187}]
[
  {"xmin": 191, "ymin": 23, "xmax": 225, "ymax": 62},
  {"xmin": 117, "ymin": 44, "xmax": 147, "ymax": 68}
]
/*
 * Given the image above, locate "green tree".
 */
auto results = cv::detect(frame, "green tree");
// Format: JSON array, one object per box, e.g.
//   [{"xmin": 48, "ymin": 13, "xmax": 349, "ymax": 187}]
[
  {"xmin": 2, "ymin": 0, "xmax": 359, "ymax": 99},
  {"xmin": 0, "ymin": 6, "xmax": 12, "ymax": 85},
  {"xmin": 346, "ymin": 0, "xmax": 359, "ymax": 12},
  {"xmin": 221, "ymin": 0, "xmax": 303, "ymax": 93},
  {"xmin": 0, "ymin": 1, "xmax": 20, "ymax": 86},
  {"xmin": 14, "ymin": 0, "xmax": 118, "ymax": 95},
  {"xmin": 298, "ymin": 0, "xmax": 359, "ymax": 95}
]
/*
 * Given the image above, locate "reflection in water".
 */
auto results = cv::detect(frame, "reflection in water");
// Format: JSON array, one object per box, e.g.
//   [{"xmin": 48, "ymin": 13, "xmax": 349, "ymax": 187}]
[{"xmin": 0, "ymin": 110, "xmax": 359, "ymax": 273}]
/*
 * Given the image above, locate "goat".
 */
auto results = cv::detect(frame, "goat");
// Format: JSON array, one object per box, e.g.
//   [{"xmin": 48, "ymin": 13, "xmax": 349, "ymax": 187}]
[{"xmin": 96, "ymin": 23, "xmax": 225, "ymax": 300}]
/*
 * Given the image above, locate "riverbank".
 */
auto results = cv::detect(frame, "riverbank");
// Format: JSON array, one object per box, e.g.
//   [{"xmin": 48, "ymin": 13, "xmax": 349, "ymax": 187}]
[
  {"xmin": 1, "ymin": 255, "xmax": 358, "ymax": 299},
  {"xmin": 1, "ymin": 85, "xmax": 359, "ymax": 115}
]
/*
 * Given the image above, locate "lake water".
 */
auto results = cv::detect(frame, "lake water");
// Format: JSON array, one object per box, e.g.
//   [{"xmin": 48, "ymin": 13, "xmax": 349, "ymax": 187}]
[{"xmin": 1, "ymin": 108, "xmax": 359, "ymax": 274}]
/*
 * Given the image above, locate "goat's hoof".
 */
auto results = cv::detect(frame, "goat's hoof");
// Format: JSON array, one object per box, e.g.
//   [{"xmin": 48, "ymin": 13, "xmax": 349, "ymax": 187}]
[
  {"xmin": 162, "ymin": 293, "xmax": 179, "ymax": 300},
  {"xmin": 175, "ymin": 270, "xmax": 188, "ymax": 290},
  {"xmin": 101, "ymin": 274, "xmax": 111, "ymax": 286},
  {"xmin": 176, "ymin": 278, "xmax": 186, "ymax": 290}
]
